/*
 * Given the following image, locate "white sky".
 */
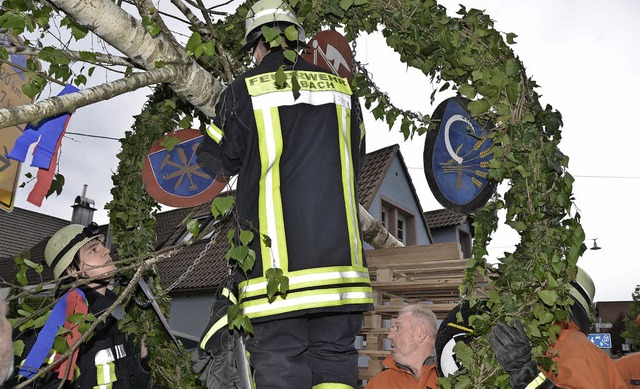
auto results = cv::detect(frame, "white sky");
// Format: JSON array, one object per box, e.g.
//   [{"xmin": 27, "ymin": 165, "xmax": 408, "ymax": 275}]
[{"xmin": 10, "ymin": 0, "xmax": 640, "ymax": 302}]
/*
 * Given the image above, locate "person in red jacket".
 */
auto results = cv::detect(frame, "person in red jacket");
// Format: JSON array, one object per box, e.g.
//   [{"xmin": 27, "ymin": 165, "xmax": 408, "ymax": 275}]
[
  {"xmin": 489, "ymin": 266, "xmax": 627, "ymax": 389},
  {"xmin": 615, "ymin": 352, "xmax": 640, "ymax": 388},
  {"xmin": 364, "ymin": 305, "xmax": 438, "ymax": 389}
]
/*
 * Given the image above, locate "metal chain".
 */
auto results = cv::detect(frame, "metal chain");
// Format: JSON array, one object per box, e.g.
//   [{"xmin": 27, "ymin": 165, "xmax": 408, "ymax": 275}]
[
  {"xmin": 162, "ymin": 233, "xmax": 217, "ymax": 295},
  {"xmin": 132, "ymin": 227, "xmax": 219, "ymax": 307}
]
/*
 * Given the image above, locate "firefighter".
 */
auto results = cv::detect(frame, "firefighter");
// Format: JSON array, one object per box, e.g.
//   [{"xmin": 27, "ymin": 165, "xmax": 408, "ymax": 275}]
[
  {"xmin": 196, "ymin": 0, "xmax": 374, "ymax": 387},
  {"xmin": 615, "ymin": 352, "xmax": 640, "ymax": 388},
  {"xmin": 488, "ymin": 266, "xmax": 627, "ymax": 389},
  {"xmin": 11, "ymin": 223, "xmax": 151, "ymax": 388},
  {"xmin": 364, "ymin": 305, "xmax": 438, "ymax": 389}
]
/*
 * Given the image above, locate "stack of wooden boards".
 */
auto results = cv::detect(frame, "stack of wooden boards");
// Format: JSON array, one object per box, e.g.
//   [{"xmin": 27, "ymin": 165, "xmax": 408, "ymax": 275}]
[{"xmin": 357, "ymin": 242, "xmax": 487, "ymax": 384}]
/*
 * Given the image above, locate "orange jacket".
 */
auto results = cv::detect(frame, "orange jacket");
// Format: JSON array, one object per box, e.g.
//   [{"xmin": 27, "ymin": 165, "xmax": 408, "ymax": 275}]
[
  {"xmin": 364, "ymin": 355, "xmax": 438, "ymax": 389},
  {"xmin": 615, "ymin": 353, "xmax": 640, "ymax": 388},
  {"xmin": 544, "ymin": 322, "xmax": 627, "ymax": 389}
]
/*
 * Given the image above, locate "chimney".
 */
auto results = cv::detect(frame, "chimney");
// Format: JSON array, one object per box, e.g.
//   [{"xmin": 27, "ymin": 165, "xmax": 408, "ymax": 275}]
[{"xmin": 71, "ymin": 184, "xmax": 97, "ymax": 226}]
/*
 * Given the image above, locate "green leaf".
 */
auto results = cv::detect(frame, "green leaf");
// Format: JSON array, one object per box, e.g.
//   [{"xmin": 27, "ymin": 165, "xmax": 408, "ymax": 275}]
[
  {"xmin": 283, "ymin": 49, "xmax": 297, "ymax": 64},
  {"xmin": 159, "ymin": 134, "xmax": 180, "ymax": 151},
  {"xmin": 79, "ymin": 51, "xmax": 97, "ymax": 62},
  {"xmin": 291, "ymin": 73, "xmax": 301, "ymax": 100},
  {"xmin": 67, "ymin": 313, "xmax": 86, "ymax": 324},
  {"xmin": 339, "ymin": 0, "xmax": 352, "ymax": 10},
  {"xmin": 505, "ymin": 220, "xmax": 527, "ymax": 232},
  {"xmin": 186, "ymin": 32, "xmax": 203, "ymax": 56},
  {"xmin": 211, "ymin": 196, "xmax": 234, "ymax": 218},
  {"xmin": 279, "ymin": 275, "xmax": 289, "ymax": 294},
  {"xmin": 23, "ymin": 258, "xmax": 38, "ymax": 269},
  {"xmin": 13, "ymin": 340, "xmax": 24, "ymax": 357},
  {"xmin": 202, "ymin": 41, "xmax": 215, "ymax": 57},
  {"xmin": 186, "ymin": 218, "xmax": 200, "ymax": 240},
  {"xmin": 239, "ymin": 230, "xmax": 254, "ymax": 246},
  {"xmin": 53, "ymin": 337, "xmax": 69, "ymax": 353},
  {"xmin": 242, "ymin": 315, "xmax": 254, "ymax": 334},
  {"xmin": 467, "ymin": 99, "xmax": 490, "ymax": 116},
  {"xmin": 228, "ymin": 246, "xmax": 249, "ymax": 261},
  {"xmin": 538, "ymin": 290, "xmax": 559, "ymax": 306},
  {"xmin": 505, "ymin": 59, "xmax": 519, "ymax": 76},
  {"xmin": 284, "ymin": 25, "xmax": 299, "ymax": 41},
  {"xmin": 506, "ymin": 32, "xmax": 518, "ymax": 44},
  {"xmin": 275, "ymin": 66, "xmax": 287, "ymax": 89},
  {"xmin": 458, "ymin": 84, "xmax": 475, "ymax": 99}
]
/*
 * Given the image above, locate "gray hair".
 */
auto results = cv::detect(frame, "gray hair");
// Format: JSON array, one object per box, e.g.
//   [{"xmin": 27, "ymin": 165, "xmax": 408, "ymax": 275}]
[{"xmin": 398, "ymin": 304, "xmax": 438, "ymax": 337}]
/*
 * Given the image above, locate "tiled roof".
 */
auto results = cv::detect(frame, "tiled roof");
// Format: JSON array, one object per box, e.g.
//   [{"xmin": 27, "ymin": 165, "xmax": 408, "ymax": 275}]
[
  {"xmin": 423, "ymin": 208, "xmax": 468, "ymax": 229},
  {"xmin": 155, "ymin": 216, "xmax": 233, "ymax": 292},
  {"xmin": 153, "ymin": 193, "xmax": 235, "ymax": 292},
  {"xmin": 357, "ymin": 144, "xmax": 398, "ymax": 209},
  {"xmin": 0, "ymin": 208, "xmax": 70, "ymax": 286}
]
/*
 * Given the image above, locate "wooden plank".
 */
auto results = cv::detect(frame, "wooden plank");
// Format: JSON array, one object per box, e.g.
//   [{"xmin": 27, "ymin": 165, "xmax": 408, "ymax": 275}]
[
  {"xmin": 359, "ymin": 349, "xmax": 390, "ymax": 357},
  {"xmin": 366, "ymin": 242, "xmax": 461, "ymax": 258},
  {"xmin": 367, "ymin": 252, "xmax": 465, "ymax": 268},
  {"xmin": 372, "ymin": 278, "xmax": 464, "ymax": 291}
]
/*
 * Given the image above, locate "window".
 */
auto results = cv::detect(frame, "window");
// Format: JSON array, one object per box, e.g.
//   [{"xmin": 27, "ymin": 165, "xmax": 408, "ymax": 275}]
[
  {"xmin": 397, "ymin": 216, "xmax": 406, "ymax": 244},
  {"xmin": 176, "ymin": 216, "xmax": 211, "ymax": 243},
  {"xmin": 381, "ymin": 207, "xmax": 388, "ymax": 229},
  {"xmin": 379, "ymin": 198, "xmax": 415, "ymax": 245},
  {"xmin": 458, "ymin": 229, "xmax": 472, "ymax": 258}
]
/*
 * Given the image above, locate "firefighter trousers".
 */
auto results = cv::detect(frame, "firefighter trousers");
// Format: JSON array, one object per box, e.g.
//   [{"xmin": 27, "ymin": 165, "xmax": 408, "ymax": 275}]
[{"xmin": 246, "ymin": 312, "xmax": 364, "ymax": 389}]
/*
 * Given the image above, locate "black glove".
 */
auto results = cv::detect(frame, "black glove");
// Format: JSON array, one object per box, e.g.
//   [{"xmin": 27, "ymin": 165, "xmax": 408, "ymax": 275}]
[
  {"xmin": 192, "ymin": 286, "xmax": 243, "ymax": 389},
  {"xmin": 192, "ymin": 346, "xmax": 241, "ymax": 389},
  {"xmin": 488, "ymin": 320, "xmax": 532, "ymax": 375},
  {"xmin": 488, "ymin": 320, "xmax": 562, "ymax": 389}
]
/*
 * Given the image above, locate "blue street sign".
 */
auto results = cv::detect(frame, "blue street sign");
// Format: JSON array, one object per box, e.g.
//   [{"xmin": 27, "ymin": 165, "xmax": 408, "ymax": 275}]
[{"xmin": 588, "ymin": 333, "xmax": 612, "ymax": 349}]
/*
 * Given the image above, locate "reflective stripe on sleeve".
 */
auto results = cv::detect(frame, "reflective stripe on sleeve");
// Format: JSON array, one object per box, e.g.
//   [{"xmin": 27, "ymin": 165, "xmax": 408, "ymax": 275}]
[{"xmin": 206, "ymin": 123, "xmax": 224, "ymax": 144}]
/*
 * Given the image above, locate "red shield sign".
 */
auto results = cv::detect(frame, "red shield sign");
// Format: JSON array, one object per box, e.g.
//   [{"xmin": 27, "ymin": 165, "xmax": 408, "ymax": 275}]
[
  {"xmin": 302, "ymin": 30, "xmax": 354, "ymax": 81},
  {"xmin": 142, "ymin": 129, "xmax": 226, "ymax": 207}
]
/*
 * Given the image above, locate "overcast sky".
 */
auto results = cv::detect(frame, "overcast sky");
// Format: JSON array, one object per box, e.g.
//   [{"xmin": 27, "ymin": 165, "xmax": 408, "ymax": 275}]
[{"xmin": 10, "ymin": 0, "xmax": 640, "ymax": 302}]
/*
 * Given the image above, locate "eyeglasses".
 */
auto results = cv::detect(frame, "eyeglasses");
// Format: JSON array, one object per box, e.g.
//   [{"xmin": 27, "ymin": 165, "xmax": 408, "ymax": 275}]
[{"xmin": 50, "ymin": 223, "xmax": 102, "ymax": 271}]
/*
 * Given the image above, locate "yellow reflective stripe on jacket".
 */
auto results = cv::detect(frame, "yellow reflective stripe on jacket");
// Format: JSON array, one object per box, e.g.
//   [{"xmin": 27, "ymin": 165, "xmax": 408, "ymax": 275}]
[
  {"xmin": 94, "ymin": 346, "xmax": 126, "ymax": 387},
  {"xmin": 525, "ymin": 371, "xmax": 548, "ymax": 389},
  {"xmin": 245, "ymin": 71, "xmax": 352, "ymax": 96},
  {"xmin": 206, "ymin": 123, "xmax": 224, "ymax": 144},
  {"xmin": 336, "ymin": 103, "xmax": 363, "ymax": 267},
  {"xmin": 221, "ymin": 287, "xmax": 237, "ymax": 304},
  {"xmin": 313, "ymin": 383, "xmax": 354, "ymax": 389},
  {"xmin": 239, "ymin": 286, "xmax": 373, "ymax": 319},
  {"xmin": 200, "ymin": 313, "xmax": 229, "ymax": 350},
  {"xmin": 239, "ymin": 266, "xmax": 371, "ymax": 297},
  {"xmin": 95, "ymin": 361, "xmax": 116, "ymax": 387},
  {"xmin": 255, "ymin": 106, "xmax": 288, "ymax": 272}
]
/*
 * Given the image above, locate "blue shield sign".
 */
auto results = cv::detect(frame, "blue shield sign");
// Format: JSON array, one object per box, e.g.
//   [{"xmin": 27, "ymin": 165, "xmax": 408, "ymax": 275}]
[{"xmin": 424, "ymin": 97, "xmax": 496, "ymax": 213}]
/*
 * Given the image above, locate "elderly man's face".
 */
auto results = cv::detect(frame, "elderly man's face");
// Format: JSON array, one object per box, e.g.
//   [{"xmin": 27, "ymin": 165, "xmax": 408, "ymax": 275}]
[
  {"xmin": 0, "ymin": 299, "xmax": 14, "ymax": 384},
  {"xmin": 388, "ymin": 312, "xmax": 418, "ymax": 365}
]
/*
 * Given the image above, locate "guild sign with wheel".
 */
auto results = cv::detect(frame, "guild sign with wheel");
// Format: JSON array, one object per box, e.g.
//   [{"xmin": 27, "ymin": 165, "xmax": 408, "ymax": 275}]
[{"xmin": 424, "ymin": 97, "xmax": 496, "ymax": 213}]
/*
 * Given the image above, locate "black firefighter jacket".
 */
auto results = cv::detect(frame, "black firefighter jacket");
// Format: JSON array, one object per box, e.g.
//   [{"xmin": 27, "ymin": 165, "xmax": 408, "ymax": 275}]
[
  {"xmin": 12, "ymin": 286, "xmax": 150, "ymax": 389},
  {"xmin": 197, "ymin": 49, "xmax": 374, "ymax": 323}
]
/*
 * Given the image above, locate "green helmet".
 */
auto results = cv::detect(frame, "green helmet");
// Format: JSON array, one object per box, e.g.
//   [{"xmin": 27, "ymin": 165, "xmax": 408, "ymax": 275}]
[
  {"xmin": 45, "ymin": 223, "xmax": 103, "ymax": 279},
  {"xmin": 242, "ymin": 0, "xmax": 305, "ymax": 49}
]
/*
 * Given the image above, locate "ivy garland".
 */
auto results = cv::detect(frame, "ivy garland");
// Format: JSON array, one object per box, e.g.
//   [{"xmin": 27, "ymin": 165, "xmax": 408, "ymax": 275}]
[{"xmin": 0, "ymin": 0, "xmax": 589, "ymax": 386}]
